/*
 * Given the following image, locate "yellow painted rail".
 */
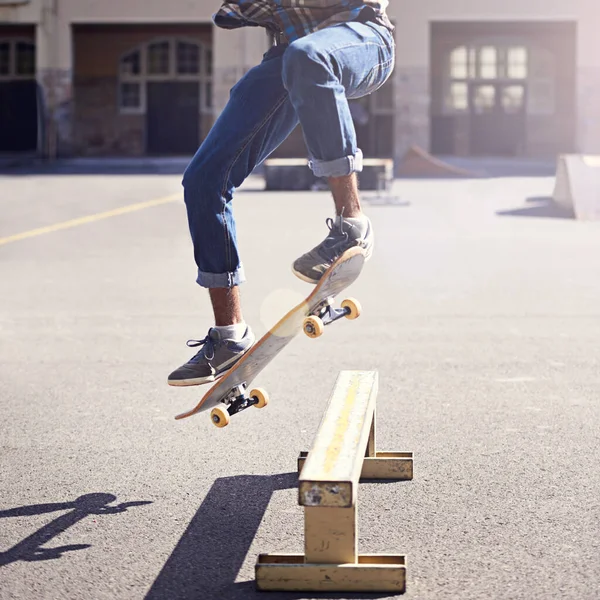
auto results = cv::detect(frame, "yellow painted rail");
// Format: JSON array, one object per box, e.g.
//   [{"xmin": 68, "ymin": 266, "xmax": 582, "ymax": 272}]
[{"xmin": 256, "ymin": 371, "xmax": 414, "ymax": 593}]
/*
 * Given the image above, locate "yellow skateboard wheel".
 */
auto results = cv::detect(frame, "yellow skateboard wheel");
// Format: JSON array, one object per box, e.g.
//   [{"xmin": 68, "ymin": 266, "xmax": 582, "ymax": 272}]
[
  {"xmin": 341, "ymin": 298, "xmax": 361, "ymax": 320},
  {"xmin": 303, "ymin": 315, "xmax": 324, "ymax": 338},
  {"xmin": 211, "ymin": 406, "xmax": 230, "ymax": 428},
  {"xmin": 250, "ymin": 387, "xmax": 269, "ymax": 409}
]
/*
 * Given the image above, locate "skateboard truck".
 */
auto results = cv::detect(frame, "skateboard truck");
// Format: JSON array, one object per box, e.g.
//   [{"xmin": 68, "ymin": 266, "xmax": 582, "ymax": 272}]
[
  {"xmin": 303, "ymin": 297, "xmax": 361, "ymax": 339},
  {"xmin": 210, "ymin": 384, "xmax": 269, "ymax": 428}
]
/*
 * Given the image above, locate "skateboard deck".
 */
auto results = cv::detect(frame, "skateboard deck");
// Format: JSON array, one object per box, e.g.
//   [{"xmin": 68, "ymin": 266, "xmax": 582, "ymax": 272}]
[{"xmin": 174, "ymin": 246, "xmax": 366, "ymax": 426}]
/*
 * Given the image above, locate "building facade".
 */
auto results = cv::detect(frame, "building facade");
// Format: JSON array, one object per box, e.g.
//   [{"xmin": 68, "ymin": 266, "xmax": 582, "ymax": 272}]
[{"xmin": 1, "ymin": 0, "xmax": 599, "ymax": 164}]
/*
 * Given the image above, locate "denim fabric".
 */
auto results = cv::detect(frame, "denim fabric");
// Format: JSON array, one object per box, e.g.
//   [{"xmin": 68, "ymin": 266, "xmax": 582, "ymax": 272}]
[{"xmin": 182, "ymin": 20, "xmax": 395, "ymax": 288}]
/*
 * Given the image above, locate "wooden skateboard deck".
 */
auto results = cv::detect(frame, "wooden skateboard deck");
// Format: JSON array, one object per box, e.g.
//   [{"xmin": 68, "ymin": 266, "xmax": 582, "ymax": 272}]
[{"xmin": 174, "ymin": 246, "xmax": 366, "ymax": 425}]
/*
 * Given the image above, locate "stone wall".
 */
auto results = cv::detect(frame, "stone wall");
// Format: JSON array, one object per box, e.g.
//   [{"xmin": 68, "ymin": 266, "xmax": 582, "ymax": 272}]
[
  {"xmin": 73, "ymin": 76, "xmax": 214, "ymax": 155},
  {"xmin": 394, "ymin": 67, "xmax": 430, "ymax": 165},
  {"xmin": 74, "ymin": 76, "xmax": 144, "ymax": 155},
  {"xmin": 38, "ymin": 68, "xmax": 73, "ymax": 156}
]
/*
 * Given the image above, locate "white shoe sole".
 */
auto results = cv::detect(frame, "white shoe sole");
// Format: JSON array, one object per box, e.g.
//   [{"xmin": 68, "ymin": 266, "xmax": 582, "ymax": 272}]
[
  {"xmin": 168, "ymin": 372, "xmax": 222, "ymax": 387},
  {"xmin": 291, "ymin": 265, "xmax": 320, "ymax": 284}
]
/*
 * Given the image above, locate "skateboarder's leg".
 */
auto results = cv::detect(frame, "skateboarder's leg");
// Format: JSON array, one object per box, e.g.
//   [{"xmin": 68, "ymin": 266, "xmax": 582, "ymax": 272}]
[
  {"xmin": 169, "ymin": 46, "xmax": 298, "ymax": 386},
  {"xmin": 182, "ymin": 44, "xmax": 297, "ymax": 290},
  {"xmin": 281, "ymin": 20, "xmax": 395, "ymax": 282}
]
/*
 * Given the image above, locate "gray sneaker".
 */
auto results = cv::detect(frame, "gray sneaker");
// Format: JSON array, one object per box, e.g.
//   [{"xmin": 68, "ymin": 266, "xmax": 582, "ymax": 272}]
[
  {"xmin": 292, "ymin": 214, "xmax": 374, "ymax": 283},
  {"xmin": 168, "ymin": 326, "xmax": 255, "ymax": 386}
]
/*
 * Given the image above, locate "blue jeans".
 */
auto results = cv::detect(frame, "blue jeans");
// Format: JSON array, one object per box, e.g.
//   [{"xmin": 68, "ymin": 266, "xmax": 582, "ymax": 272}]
[{"xmin": 182, "ymin": 20, "xmax": 395, "ymax": 288}]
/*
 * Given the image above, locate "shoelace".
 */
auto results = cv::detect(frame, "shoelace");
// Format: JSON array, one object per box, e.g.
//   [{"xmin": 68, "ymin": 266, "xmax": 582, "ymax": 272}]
[
  {"xmin": 186, "ymin": 335, "xmax": 216, "ymax": 362},
  {"xmin": 323, "ymin": 216, "xmax": 349, "ymax": 249}
]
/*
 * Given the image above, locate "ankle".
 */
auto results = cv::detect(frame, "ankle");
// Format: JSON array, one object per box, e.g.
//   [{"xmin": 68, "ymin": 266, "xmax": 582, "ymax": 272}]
[
  {"xmin": 340, "ymin": 208, "xmax": 363, "ymax": 219},
  {"xmin": 214, "ymin": 322, "xmax": 247, "ymax": 341},
  {"xmin": 209, "ymin": 286, "xmax": 244, "ymax": 326},
  {"xmin": 328, "ymin": 174, "xmax": 361, "ymax": 217}
]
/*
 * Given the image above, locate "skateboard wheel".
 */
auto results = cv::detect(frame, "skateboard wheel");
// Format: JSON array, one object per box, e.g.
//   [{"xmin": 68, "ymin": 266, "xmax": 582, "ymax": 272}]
[
  {"xmin": 341, "ymin": 298, "xmax": 361, "ymax": 320},
  {"xmin": 250, "ymin": 387, "xmax": 269, "ymax": 409},
  {"xmin": 303, "ymin": 315, "xmax": 324, "ymax": 338},
  {"xmin": 211, "ymin": 406, "xmax": 230, "ymax": 428}
]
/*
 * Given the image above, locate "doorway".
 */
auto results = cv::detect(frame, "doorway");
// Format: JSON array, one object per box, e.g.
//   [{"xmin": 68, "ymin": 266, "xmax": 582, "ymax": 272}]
[
  {"xmin": 146, "ymin": 81, "xmax": 199, "ymax": 155},
  {"xmin": 0, "ymin": 80, "xmax": 38, "ymax": 152},
  {"xmin": 0, "ymin": 38, "xmax": 37, "ymax": 153}
]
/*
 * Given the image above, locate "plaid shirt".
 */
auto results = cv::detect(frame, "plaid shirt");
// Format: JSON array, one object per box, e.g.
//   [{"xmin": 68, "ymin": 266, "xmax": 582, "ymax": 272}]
[{"xmin": 213, "ymin": 1, "xmax": 393, "ymax": 44}]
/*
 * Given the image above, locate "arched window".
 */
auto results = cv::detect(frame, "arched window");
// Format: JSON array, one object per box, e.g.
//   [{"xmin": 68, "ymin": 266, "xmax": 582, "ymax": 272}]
[
  {"xmin": 118, "ymin": 38, "xmax": 212, "ymax": 114},
  {"xmin": 0, "ymin": 39, "xmax": 35, "ymax": 80}
]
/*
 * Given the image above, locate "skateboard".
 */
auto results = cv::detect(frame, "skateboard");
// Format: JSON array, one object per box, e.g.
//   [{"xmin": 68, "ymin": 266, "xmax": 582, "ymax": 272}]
[{"xmin": 174, "ymin": 246, "xmax": 366, "ymax": 428}]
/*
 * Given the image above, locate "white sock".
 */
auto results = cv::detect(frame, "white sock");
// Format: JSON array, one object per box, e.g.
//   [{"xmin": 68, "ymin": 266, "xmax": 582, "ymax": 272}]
[
  {"xmin": 214, "ymin": 322, "xmax": 247, "ymax": 341},
  {"xmin": 344, "ymin": 215, "xmax": 369, "ymax": 234}
]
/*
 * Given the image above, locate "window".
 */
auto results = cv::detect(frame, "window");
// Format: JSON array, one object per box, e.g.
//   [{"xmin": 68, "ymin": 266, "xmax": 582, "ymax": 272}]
[
  {"xmin": 147, "ymin": 41, "xmax": 170, "ymax": 75},
  {"xmin": 118, "ymin": 38, "xmax": 213, "ymax": 114},
  {"xmin": 119, "ymin": 49, "xmax": 142, "ymax": 112},
  {"xmin": 15, "ymin": 41, "xmax": 35, "ymax": 76},
  {"xmin": 120, "ymin": 50, "xmax": 141, "ymax": 76},
  {"xmin": 0, "ymin": 42, "xmax": 9, "ymax": 76},
  {"xmin": 0, "ymin": 40, "xmax": 35, "ymax": 79},
  {"xmin": 177, "ymin": 41, "xmax": 199, "ymax": 74},
  {"xmin": 450, "ymin": 47, "xmax": 468, "ymax": 79},
  {"xmin": 448, "ymin": 82, "xmax": 468, "ymax": 112},
  {"xmin": 473, "ymin": 85, "xmax": 496, "ymax": 114},
  {"xmin": 478, "ymin": 46, "xmax": 498, "ymax": 79},
  {"xmin": 502, "ymin": 85, "xmax": 525, "ymax": 114},
  {"xmin": 507, "ymin": 47, "xmax": 527, "ymax": 79},
  {"xmin": 120, "ymin": 82, "xmax": 141, "ymax": 109}
]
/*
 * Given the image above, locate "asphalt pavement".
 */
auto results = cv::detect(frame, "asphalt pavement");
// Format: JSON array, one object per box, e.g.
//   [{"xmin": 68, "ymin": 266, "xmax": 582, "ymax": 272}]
[{"xmin": 1, "ymin": 165, "xmax": 599, "ymax": 600}]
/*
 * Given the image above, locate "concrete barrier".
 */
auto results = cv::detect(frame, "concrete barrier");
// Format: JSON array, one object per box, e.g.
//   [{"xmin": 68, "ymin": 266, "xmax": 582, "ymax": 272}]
[{"xmin": 553, "ymin": 154, "xmax": 600, "ymax": 220}]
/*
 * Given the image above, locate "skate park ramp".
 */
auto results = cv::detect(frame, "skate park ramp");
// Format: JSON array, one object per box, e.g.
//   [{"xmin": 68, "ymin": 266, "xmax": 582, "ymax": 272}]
[
  {"xmin": 396, "ymin": 145, "xmax": 480, "ymax": 178},
  {"xmin": 553, "ymin": 154, "xmax": 600, "ymax": 220}
]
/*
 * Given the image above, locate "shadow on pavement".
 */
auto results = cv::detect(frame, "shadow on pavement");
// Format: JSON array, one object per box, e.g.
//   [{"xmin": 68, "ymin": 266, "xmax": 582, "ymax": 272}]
[
  {"xmin": 496, "ymin": 196, "xmax": 575, "ymax": 219},
  {"xmin": 145, "ymin": 473, "xmax": 389, "ymax": 600},
  {"xmin": 0, "ymin": 493, "xmax": 152, "ymax": 567}
]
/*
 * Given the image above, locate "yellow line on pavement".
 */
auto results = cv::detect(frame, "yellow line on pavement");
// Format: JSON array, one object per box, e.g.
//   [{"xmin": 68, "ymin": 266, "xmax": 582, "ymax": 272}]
[{"xmin": 0, "ymin": 193, "xmax": 181, "ymax": 246}]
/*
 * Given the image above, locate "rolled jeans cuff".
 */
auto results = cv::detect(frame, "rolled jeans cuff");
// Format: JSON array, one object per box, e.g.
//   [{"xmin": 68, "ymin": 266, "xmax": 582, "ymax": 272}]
[
  {"xmin": 196, "ymin": 264, "xmax": 246, "ymax": 288},
  {"xmin": 309, "ymin": 148, "xmax": 364, "ymax": 178}
]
